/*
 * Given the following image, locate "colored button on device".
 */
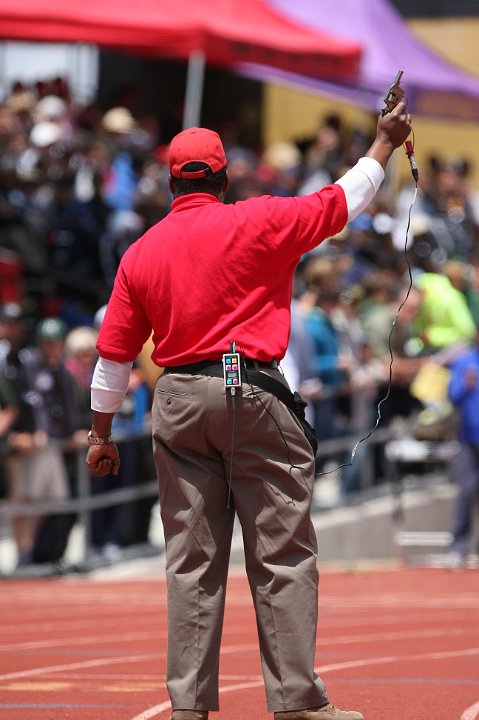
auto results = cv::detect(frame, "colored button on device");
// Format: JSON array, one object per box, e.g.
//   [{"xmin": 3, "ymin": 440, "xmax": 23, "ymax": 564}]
[{"xmin": 222, "ymin": 352, "xmax": 242, "ymax": 388}]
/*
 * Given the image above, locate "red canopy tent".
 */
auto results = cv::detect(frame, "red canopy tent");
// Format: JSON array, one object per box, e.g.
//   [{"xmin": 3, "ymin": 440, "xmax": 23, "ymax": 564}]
[{"xmin": 0, "ymin": 0, "xmax": 362, "ymax": 126}]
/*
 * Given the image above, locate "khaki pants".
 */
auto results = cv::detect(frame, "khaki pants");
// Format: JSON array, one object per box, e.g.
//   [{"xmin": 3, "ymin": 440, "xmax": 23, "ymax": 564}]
[
  {"xmin": 7, "ymin": 444, "xmax": 69, "ymax": 501},
  {"xmin": 152, "ymin": 371, "xmax": 329, "ymax": 713}
]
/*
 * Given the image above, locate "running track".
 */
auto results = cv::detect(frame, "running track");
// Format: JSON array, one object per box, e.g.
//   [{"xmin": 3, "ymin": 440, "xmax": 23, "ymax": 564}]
[{"xmin": 0, "ymin": 566, "xmax": 478, "ymax": 720}]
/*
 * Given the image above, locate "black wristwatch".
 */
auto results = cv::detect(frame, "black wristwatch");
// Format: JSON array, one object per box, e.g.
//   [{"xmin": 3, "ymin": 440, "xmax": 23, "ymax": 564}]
[{"xmin": 87, "ymin": 431, "xmax": 113, "ymax": 446}]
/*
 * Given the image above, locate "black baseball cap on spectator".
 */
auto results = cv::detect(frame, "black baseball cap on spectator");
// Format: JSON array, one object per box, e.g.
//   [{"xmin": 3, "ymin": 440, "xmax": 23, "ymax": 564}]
[
  {"xmin": 0, "ymin": 302, "xmax": 23, "ymax": 322},
  {"xmin": 36, "ymin": 317, "xmax": 68, "ymax": 341}
]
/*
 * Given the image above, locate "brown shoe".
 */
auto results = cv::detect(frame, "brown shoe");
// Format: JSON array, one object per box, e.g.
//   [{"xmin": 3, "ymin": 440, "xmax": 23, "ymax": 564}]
[
  {"xmin": 170, "ymin": 712, "xmax": 208, "ymax": 720},
  {"xmin": 274, "ymin": 703, "xmax": 364, "ymax": 720}
]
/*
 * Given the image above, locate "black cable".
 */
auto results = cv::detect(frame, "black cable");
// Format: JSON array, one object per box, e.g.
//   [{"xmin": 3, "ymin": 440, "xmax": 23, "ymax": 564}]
[
  {"xmin": 315, "ymin": 147, "xmax": 419, "ymax": 478},
  {"xmin": 226, "ymin": 388, "xmax": 236, "ymax": 508},
  {"xmin": 347, "ymin": 181, "xmax": 418, "ymax": 464},
  {"xmin": 233, "ymin": 136, "xmax": 419, "ymax": 488}
]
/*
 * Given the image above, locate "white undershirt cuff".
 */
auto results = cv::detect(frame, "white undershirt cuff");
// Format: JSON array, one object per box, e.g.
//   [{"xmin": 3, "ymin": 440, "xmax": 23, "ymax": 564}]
[
  {"xmin": 335, "ymin": 157, "xmax": 385, "ymax": 222},
  {"xmin": 91, "ymin": 357, "xmax": 132, "ymax": 413}
]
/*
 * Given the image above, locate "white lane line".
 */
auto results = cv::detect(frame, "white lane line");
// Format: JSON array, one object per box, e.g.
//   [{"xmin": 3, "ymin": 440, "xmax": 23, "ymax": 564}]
[
  {"xmin": 0, "ymin": 653, "xmax": 162, "ymax": 682},
  {"xmin": 129, "ymin": 700, "xmax": 172, "ymax": 720},
  {"xmin": 2, "ymin": 624, "xmax": 474, "ymax": 654},
  {"xmin": 0, "ymin": 645, "xmax": 261, "ymax": 682},
  {"xmin": 128, "ymin": 646, "xmax": 479, "ymax": 720},
  {"xmin": 461, "ymin": 702, "xmax": 479, "ymax": 720},
  {"xmin": 0, "ymin": 630, "xmax": 166, "ymax": 653},
  {"xmin": 2, "ymin": 642, "xmax": 477, "ymax": 686}
]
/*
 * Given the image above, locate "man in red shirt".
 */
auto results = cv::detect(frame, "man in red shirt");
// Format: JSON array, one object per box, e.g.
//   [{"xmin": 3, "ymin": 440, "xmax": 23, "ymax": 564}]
[{"xmin": 87, "ymin": 104, "xmax": 411, "ymax": 720}]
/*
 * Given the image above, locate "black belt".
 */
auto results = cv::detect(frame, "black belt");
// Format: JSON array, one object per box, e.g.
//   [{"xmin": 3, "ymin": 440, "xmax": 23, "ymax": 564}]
[
  {"xmin": 162, "ymin": 358, "xmax": 318, "ymax": 454},
  {"xmin": 163, "ymin": 359, "xmax": 278, "ymax": 376}
]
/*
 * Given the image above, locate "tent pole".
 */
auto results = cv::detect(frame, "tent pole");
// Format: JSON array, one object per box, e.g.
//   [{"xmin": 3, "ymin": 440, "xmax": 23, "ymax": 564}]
[
  {"xmin": 0, "ymin": 42, "xmax": 6, "ymax": 101},
  {"xmin": 183, "ymin": 49, "xmax": 206, "ymax": 130}
]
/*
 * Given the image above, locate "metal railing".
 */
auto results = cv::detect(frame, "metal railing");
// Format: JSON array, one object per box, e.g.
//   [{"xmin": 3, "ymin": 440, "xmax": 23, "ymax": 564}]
[{"xmin": 0, "ymin": 423, "xmax": 458, "ymax": 574}]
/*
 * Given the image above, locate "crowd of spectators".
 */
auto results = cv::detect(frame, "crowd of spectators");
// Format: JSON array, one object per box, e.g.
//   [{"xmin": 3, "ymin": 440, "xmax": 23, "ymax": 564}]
[{"xmin": 2, "ymin": 74, "xmax": 479, "ymax": 570}]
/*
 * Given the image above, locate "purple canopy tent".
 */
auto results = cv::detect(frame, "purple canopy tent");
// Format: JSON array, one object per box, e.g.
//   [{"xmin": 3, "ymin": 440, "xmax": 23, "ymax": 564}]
[{"xmin": 238, "ymin": 0, "xmax": 479, "ymax": 122}]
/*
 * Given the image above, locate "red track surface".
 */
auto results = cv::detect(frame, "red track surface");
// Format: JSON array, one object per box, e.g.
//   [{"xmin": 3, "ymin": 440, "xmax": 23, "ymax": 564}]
[{"xmin": 0, "ymin": 566, "xmax": 478, "ymax": 720}]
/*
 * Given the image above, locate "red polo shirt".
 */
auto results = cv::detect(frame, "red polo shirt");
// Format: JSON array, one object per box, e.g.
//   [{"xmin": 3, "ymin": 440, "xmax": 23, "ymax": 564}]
[{"xmin": 97, "ymin": 185, "xmax": 347, "ymax": 366}]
